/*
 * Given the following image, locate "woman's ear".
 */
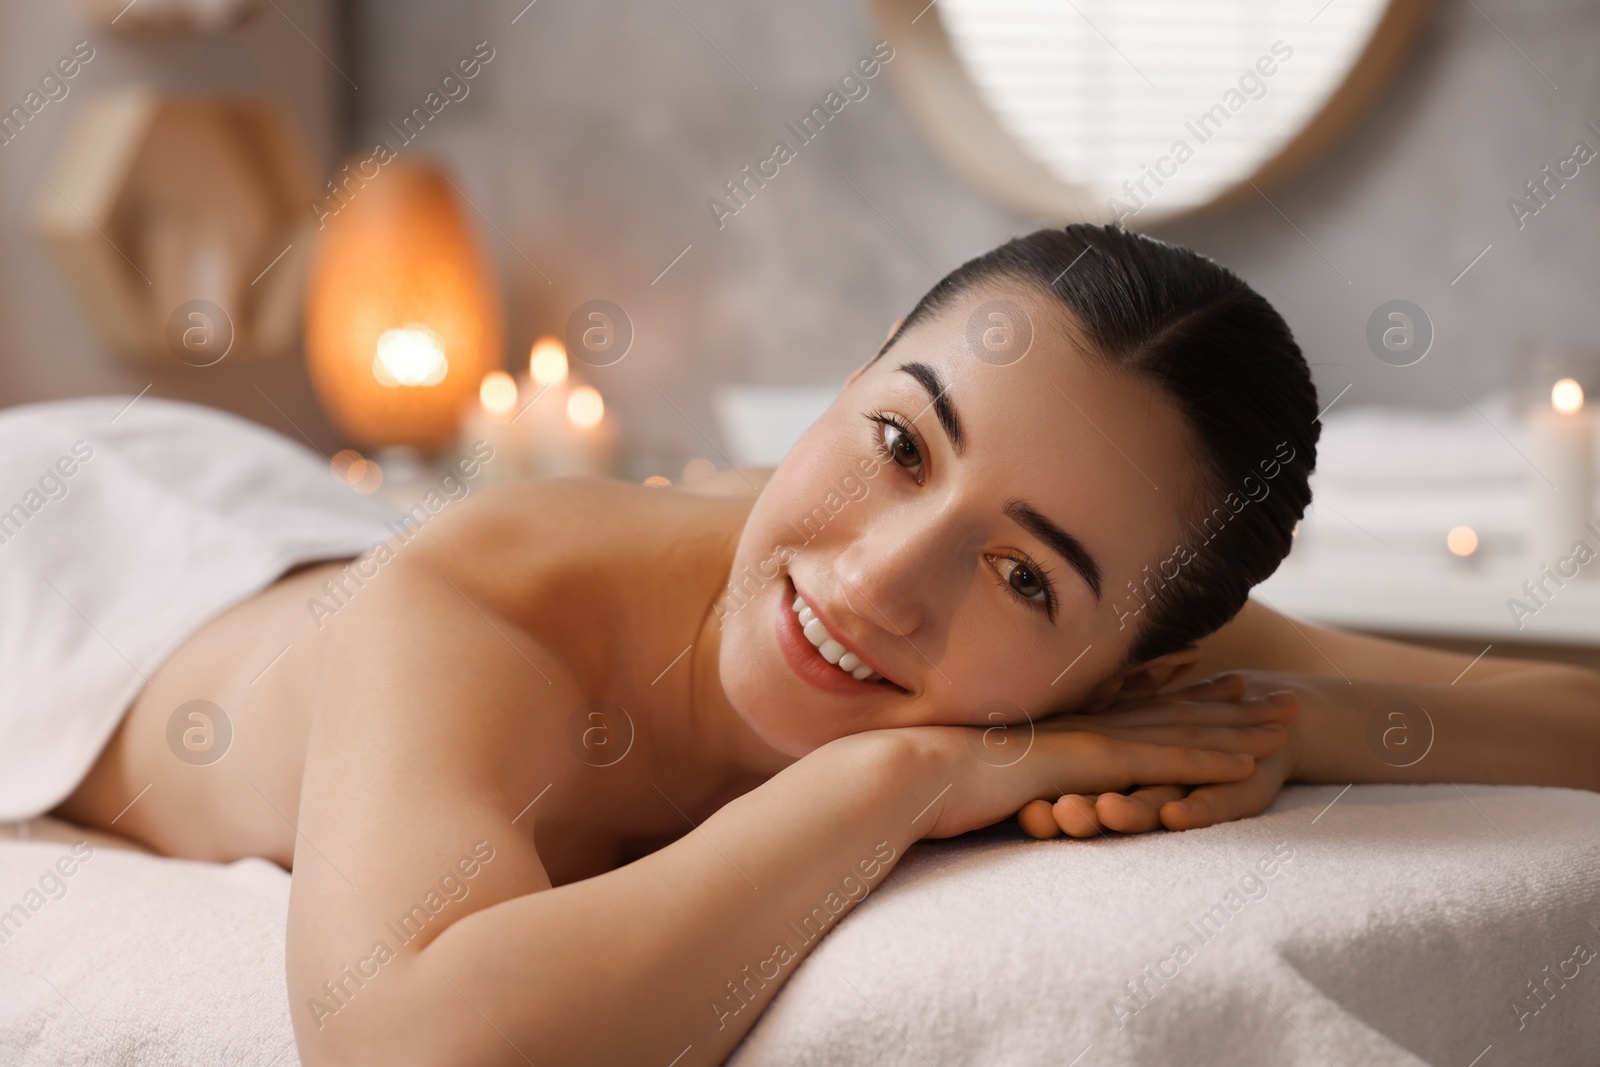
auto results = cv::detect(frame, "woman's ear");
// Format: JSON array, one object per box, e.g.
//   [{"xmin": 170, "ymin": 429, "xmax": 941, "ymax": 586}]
[{"xmin": 1086, "ymin": 644, "xmax": 1203, "ymax": 710}]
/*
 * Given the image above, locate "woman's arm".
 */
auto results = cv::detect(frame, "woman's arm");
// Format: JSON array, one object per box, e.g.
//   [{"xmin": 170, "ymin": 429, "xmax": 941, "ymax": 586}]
[
  {"xmin": 1284, "ymin": 666, "xmax": 1600, "ymax": 791},
  {"xmin": 1195, "ymin": 597, "xmax": 1600, "ymax": 788},
  {"xmin": 1037, "ymin": 598, "xmax": 1600, "ymax": 837},
  {"xmin": 289, "ymin": 560, "xmax": 1268, "ymax": 1067},
  {"xmin": 1191, "ymin": 596, "xmax": 1551, "ymax": 685}
]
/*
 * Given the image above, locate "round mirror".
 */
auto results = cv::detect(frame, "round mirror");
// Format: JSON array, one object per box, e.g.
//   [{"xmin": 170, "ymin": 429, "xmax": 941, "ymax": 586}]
[{"xmin": 871, "ymin": 0, "xmax": 1434, "ymax": 225}]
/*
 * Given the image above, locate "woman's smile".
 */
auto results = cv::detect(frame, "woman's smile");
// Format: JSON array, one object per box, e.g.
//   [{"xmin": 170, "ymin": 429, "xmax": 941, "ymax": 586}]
[{"xmin": 775, "ymin": 575, "xmax": 903, "ymax": 695}]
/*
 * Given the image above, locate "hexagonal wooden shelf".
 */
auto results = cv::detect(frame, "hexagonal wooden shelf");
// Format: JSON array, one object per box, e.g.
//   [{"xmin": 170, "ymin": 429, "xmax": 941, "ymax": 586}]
[{"xmin": 33, "ymin": 91, "xmax": 316, "ymax": 364}]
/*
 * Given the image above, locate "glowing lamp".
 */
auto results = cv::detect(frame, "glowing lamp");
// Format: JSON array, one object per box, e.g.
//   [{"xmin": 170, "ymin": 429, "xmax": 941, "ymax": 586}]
[{"xmin": 304, "ymin": 159, "xmax": 503, "ymax": 450}]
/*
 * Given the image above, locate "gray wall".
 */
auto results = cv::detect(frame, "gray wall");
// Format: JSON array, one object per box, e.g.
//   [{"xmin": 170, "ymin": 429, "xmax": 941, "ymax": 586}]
[
  {"xmin": 3, "ymin": 0, "xmax": 1597, "ymax": 469},
  {"xmin": 343, "ymin": 0, "xmax": 1600, "ymax": 473},
  {"xmin": 0, "ymin": 0, "xmax": 345, "ymax": 449}
]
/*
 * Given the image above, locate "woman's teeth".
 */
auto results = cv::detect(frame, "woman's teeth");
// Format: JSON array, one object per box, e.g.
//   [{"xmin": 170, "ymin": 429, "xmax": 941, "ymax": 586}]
[{"xmin": 791, "ymin": 595, "xmax": 882, "ymax": 682}]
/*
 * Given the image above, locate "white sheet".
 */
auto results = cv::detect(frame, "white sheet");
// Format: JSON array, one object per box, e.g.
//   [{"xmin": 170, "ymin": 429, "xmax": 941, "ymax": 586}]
[{"xmin": 5, "ymin": 786, "xmax": 1596, "ymax": 1066}]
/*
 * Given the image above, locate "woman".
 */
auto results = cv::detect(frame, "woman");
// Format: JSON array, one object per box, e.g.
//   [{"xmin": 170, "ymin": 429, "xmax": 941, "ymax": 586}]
[{"xmin": 34, "ymin": 225, "xmax": 1600, "ymax": 1066}]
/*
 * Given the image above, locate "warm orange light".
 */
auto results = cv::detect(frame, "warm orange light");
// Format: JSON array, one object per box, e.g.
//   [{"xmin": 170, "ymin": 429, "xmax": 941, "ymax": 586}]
[
  {"xmin": 304, "ymin": 160, "xmax": 503, "ymax": 450},
  {"xmin": 1552, "ymin": 378, "xmax": 1584, "ymax": 415},
  {"xmin": 330, "ymin": 449, "xmax": 383, "ymax": 494},
  {"xmin": 530, "ymin": 337, "xmax": 569, "ymax": 387},
  {"xmin": 375, "ymin": 324, "xmax": 448, "ymax": 387},
  {"xmin": 479, "ymin": 371, "xmax": 517, "ymax": 418},
  {"xmin": 1446, "ymin": 525, "xmax": 1478, "ymax": 557},
  {"xmin": 642, "ymin": 475, "xmax": 671, "ymax": 488},
  {"xmin": 567, "ymin": 386, "xmax": 604, "ymax": 429}
]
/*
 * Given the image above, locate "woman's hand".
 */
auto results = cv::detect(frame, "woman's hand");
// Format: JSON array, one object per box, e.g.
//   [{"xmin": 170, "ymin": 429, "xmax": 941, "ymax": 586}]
[
  {"xmin": 881, "ymin": 682, "xmax": 1280, "ymax": 841},
  {"xmin": 1016, "ymin": 671, "xmax": 1302, "ymax": 839}
]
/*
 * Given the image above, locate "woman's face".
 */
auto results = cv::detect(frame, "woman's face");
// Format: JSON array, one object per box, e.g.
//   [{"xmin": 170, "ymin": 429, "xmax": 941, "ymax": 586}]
[{"xmin": 717, "ymin": 280, "xmax": 1208, "ymax": 757}]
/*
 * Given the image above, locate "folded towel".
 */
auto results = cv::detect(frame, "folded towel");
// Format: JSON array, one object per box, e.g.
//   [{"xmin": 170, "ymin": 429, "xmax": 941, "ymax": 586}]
[{"xmin": 1312, "ymin": 392, "xmax": 1533, "ymax": 487}]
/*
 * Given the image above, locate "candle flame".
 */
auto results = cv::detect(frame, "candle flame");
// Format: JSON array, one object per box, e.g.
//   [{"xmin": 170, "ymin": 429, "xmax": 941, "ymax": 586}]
[
  {"xmin": 530, "ymin": 337, "xmax": 569, "ymax": 387},
  {"xmin": 1446, "ymin": 525, "xmax": 1478, "ymax": 557},
  {"xmin": 567, "ymin": 386, "xmax": 604, "ymax": 429},
  {"xmin": 1552, "ymin": 378, "xmax": 1584, "ymax": 415},
  {"xmin": 373, "ymin": 324, "xmax": 448, "ymax": 387},
  {"xmin": 479, "ymin": 371, "xmax": 518, "ymax": 418}
]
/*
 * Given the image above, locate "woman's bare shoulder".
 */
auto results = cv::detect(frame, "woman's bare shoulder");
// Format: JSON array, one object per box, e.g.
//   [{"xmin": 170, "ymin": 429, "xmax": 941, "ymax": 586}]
[
  {"xmin": 426, "ymin": 475, "xmax": 752, "ymax": 551},
  {"xmin": 392, "ymin": 476, "xmax": 746, "ymax": 662}
]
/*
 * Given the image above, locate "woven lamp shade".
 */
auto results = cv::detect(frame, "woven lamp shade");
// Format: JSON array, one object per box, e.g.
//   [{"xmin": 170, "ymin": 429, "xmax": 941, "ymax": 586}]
[{"xmin": 304, "ymin": 159, "xmax": 503, "ymax": 450}]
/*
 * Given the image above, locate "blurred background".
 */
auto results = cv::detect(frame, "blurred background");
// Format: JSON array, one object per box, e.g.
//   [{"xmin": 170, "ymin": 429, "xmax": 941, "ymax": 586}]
[{"xmin": 1, "ymin": 0, "xmax": 1598, "ymax": 660}]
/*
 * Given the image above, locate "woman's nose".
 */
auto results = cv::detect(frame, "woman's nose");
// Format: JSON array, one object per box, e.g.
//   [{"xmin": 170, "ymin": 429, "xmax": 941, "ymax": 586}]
[{"xmin": 832, "ymin": 517, "xmax": 943, "ymax": 636}]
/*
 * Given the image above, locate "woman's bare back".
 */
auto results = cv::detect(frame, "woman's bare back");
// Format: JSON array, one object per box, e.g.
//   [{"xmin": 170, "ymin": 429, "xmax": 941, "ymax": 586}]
[{"xmin": 53, "ymin": 478, "xmax": 766, "ymax": 878}]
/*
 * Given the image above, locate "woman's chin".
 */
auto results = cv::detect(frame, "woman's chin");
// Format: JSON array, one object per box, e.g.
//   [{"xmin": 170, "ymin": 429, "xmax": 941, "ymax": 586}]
[{"xmin": 731, "ymin": 692, "xmax": 834, "ymax": 758}]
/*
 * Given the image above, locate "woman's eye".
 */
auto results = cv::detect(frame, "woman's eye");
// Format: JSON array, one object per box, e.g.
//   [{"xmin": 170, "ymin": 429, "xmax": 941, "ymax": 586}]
[
  {"xmin": 872, "ymin": 415, "xmax": 924, "ymax": 479},
  {"xmin": 993, "ymin": 556, "xmax": 1049, "ymax": 604}
]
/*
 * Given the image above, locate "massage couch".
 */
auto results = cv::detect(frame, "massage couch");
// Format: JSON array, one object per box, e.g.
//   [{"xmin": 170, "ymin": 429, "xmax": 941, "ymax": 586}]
[{"xmin": 3, "ymin": 783, "xmax": 1596, "ymax": 1064}]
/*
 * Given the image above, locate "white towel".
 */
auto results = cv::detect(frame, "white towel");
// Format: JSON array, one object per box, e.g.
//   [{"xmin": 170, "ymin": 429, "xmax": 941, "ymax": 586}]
[
  {"xmin": 730, "ymin": 783, "xmax": 1600, "ymax": 1066},
  {"xmin": 0, "ymin": 396, "xmax": 397, "ymax": 821},
  {"xmin": 3, "ymin": 786, "xmax": 1595, "ymax": 1064},
  {"xmin": 1312, "ymin": 392, "xmax": 1533, "ymax": 488},
  {"xmin": 0, "ymin": 818, "xmax": 298, "ymax": 1066}
]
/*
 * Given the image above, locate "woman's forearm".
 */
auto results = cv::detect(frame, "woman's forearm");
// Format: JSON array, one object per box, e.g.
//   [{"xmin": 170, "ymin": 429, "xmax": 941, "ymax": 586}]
[
  {"xmin": 1292, "ymin": 663, "xmax": 1600, "ymax": 791},
  {"xmin": 393, "ymin": 733, "xmax": 932, "ymax": 1067}
]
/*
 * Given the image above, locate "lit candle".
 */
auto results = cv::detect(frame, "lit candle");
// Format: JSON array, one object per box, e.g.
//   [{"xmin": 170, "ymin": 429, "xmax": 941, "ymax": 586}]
[
  {"xmin": 1528, "ymin": 378, "xmax": 1595, "ymax": 574},
  {"xmin": 537, "ymin": 383, "xmax": 617, "ymax": 477},
  {"xmin": 515, "ymin": 336, "xmax": 573, "ymax": 475},
  {"xmin": 458, "ymin": 370, "xmax": 523, "ymax": 484}
]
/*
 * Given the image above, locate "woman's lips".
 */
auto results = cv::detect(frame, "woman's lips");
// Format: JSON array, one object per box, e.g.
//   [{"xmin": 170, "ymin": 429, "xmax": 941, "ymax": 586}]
[{"xmin": 774, "ymin": 577, "xmax": 895, "ymax": 696}]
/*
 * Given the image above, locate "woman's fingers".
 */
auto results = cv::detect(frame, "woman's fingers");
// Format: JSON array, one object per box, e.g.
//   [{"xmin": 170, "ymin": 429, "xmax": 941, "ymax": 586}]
[
  {"xmin": 1021, "ymin": 785, "xmax": 1192, "ymax": 838},
  {"xmin": 1096, "ymin": 785, "xmax": 1188, "ymax": 834},
  {"xmin": 1175, "ymin": 671, "xmax": 1247, "ymax": 700},
  {"xmin": 1067, "ymin": 690, "xmax": 1297, "ymax": 731},
  {"xmin": 1158, "ymin": 762, "xmax": 1285, "ymax": 832},
  {"xmin": 1017, "ymin": 799, "xmax": 1060, "ymax": 839},
  {"xmin": 1078, "ymin": 736, "xmax": 1256, "ymax": 793},
  {"xmin": 1052, "ymin": 794, "xmax": 1102, "ymax": 838},
  {"xmin": 1098, "ymin": 672, "xmax": 1247, "ymax": 712}
]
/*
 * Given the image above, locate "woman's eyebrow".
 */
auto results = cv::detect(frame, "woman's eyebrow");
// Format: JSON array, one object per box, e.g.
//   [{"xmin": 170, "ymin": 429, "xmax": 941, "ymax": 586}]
[
  {"xmin": 895, "ymin": 362, "xmax": 965, "ymax": 455},
  {"xmin": 893, "ymin": 360, "xmax": 1101, "ymax": 599},
  {"xmin": 1004, "ymin": 499, "xmax": 1104, "ymax": 601}
]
